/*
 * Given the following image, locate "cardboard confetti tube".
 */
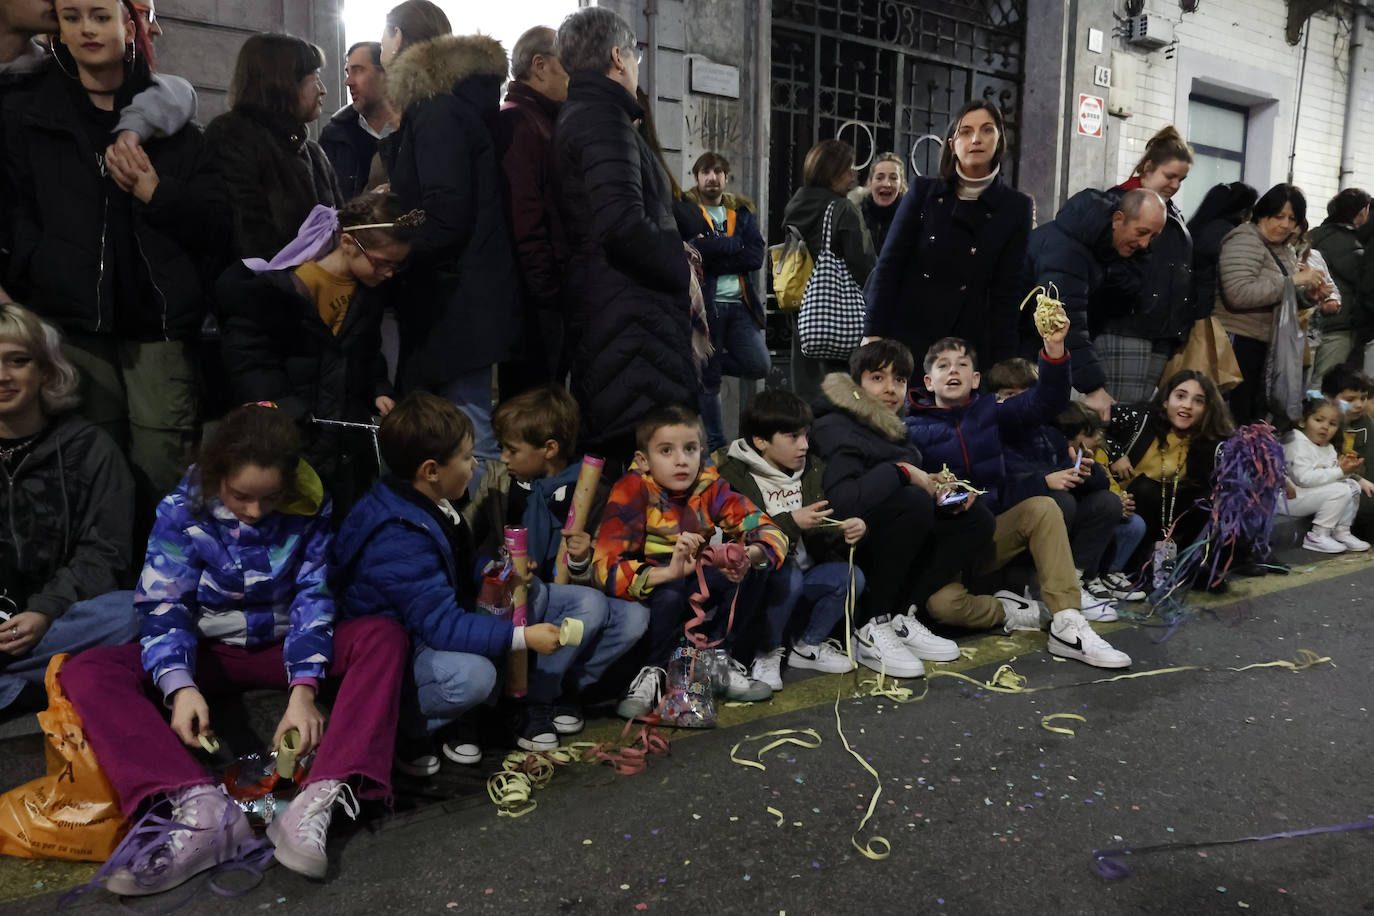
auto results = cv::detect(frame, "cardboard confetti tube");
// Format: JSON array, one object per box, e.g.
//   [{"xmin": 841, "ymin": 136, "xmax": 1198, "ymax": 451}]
[
  {"xmin": 505, "ymin": 527, "xmax": 530, "ymax": 697},
  {"xmin": 276, "ymin": 728, "xmax": 300, "ymax": 779},
  {"xmin": 556, "ymin": 456, "xmax": 605, "ymax": 584},
  {"xmin": 559, "ymin": 617, "xmax": 584, "ymax": 647}
]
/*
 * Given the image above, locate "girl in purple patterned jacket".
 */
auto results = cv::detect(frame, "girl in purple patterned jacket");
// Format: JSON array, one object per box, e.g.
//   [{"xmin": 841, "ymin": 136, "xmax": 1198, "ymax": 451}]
[{"xmin": 61, "ymin": 405, "xmax": 408, "ymax": 898}]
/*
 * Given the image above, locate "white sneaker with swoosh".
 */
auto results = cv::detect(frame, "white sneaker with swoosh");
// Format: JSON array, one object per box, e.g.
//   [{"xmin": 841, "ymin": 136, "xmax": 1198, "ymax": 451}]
[{"xmin": 1048, "ymin": 609, "xmax": 1131, "ymax": 668}]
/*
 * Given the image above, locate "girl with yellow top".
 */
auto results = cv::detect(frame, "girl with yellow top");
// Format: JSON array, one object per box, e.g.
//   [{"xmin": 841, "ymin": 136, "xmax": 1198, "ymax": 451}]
[
  {"xmin": 1104, "ymin": 370, "xmax": 1236, "ymax": 587},
  {"xmin": 217, "ymin": 193, "xmax": 423, "ymax": 517}
]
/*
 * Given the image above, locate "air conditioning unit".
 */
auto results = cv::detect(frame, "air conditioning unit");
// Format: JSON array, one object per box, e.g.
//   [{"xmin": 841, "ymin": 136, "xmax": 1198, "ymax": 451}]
[{"xmin": 1125, "ymin": 15, "xmax": 1174, "ymax": 50}]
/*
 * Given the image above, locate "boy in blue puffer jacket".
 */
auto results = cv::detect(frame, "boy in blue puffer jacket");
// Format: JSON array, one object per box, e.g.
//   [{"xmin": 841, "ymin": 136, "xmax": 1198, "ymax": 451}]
[
  {"xmin": 902, "ymin": 312, "xmax": 1132, "ymax": 670},
  {"xmin": 331, "ymin": 392, "xmax": 593, "ymax": 776}
]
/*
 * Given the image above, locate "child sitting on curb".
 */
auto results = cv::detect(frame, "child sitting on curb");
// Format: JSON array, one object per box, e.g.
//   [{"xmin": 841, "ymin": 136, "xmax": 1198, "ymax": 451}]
[
  {"xmin": 718, "ymin": 389, "xmax": 866, "ymax": 690},
  {"xmin": 331, "ymin": 393, "xmax": 572, "ymax": 774},
  {"xmin": 464, "ymin": 385, "xmax": 648, "ymax": 738},
  {"xmin": 904, "ymin": 314, "xmax": 1132, "ymax": 669},
  {"xmin": 594, "ymin": 406, "xmax": 787, "ymax": 718}
]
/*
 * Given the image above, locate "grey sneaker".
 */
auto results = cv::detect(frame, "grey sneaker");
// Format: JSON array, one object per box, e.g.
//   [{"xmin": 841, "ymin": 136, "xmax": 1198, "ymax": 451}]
[
  {"xmin": 616, "ymin": 665, "xmax": 665, "ymax": 720},
  {"xmin": 722, "ymin": 657, "xmax": 773, "ymax": 702}
]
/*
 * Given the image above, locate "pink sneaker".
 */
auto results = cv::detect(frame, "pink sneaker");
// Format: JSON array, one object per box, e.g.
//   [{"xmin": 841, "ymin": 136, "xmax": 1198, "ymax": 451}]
[
  {"xmin": 266, "ymin": 779, "xmax": 359, "ymax": 878},
  {"xmin": 103, "ymin": 785, "xmax": 255, "ymax": 897}
]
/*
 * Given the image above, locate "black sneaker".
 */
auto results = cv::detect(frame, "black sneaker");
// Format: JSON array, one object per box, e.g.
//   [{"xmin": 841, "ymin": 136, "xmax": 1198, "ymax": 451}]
[
  {"xmin": 516, "ymin": 704, "xmax": 559, "ymax": 752},
  {"xmin": 394, "ymin": 732, "xmax": 440, "ymax": 777},
  {"xmin": 438, "ymin": 719, "xmax": 482, "ymax": 766}
]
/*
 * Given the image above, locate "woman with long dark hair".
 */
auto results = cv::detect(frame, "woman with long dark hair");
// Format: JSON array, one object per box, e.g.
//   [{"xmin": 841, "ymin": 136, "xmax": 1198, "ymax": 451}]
[
  {"xmin": 1187, "ymin": 181, "xmax": 1258, "ymax": 323},
  {"xmin": 1104, "ymin": 369, "xmax": 1236, "ymax": 583},
  {"xmin": 5, "ymin": 0, "xmax": 226, "ymax": 515},
  {"xmin": 863, "ymin": 99, "xmax": 1033, "ymax": 374},
  {"xmin": 204, "ymin": 33, "xmax": 342, "ymax": 260}
]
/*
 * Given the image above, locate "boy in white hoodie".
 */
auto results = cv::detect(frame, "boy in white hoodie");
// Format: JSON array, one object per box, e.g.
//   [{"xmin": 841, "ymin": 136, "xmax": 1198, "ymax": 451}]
[{"xmin": 717, "ymin": 389, "xmax": 868, "ymax": 690}]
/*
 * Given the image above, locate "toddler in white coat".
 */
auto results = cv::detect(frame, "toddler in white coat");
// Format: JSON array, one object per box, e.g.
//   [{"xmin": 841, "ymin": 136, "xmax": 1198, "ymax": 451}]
[{"xmin": 1284, "ymin": 398, "xmax": 1373, "ymax": 553}]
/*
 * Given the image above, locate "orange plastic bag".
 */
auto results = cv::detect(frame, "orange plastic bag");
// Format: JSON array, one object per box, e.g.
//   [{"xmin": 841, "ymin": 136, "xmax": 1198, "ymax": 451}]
[{"xmin": 0, "ymin": 654, "xmax": 127, "ymax": 861}]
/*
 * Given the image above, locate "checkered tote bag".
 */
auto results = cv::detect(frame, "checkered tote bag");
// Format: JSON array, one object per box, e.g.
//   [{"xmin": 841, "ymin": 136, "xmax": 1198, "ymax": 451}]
[{"xmin": 798, "ymin": 202, "xmax": 866, "ymax": 360}]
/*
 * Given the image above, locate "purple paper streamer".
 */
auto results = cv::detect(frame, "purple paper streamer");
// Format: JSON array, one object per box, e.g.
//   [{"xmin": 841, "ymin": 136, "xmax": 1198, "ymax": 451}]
[{"xmin": 1091, "ymin": 814, "xmax": 1374, "ymax": 879}]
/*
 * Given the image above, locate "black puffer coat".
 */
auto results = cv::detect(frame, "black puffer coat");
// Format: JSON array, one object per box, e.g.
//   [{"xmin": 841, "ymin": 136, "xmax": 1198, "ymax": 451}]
[
  {"xmin": 204, "ymin": 105, "xmax": 342, "ymax": 261},
  {"xmin": 1098, "ymin": 181, "xmax": 1195, "ymax": 343},
  {"xmin": 382, "ymin": 34, "xmax": 523, "ymax": 390},
  {"xmin": 216, "ymin": 263, "xmax": 393, "ymax": 512},
  {"xmin": 4, "ymin": 68, "xmax": 226, "ymax": 340},
  {"xmin": 1027, "ymin": 189, "xmax": 1125, "ymax": 394},
  {"xmin": 554, "ymin": 72, "xmax": 694, "ymax": 453}
]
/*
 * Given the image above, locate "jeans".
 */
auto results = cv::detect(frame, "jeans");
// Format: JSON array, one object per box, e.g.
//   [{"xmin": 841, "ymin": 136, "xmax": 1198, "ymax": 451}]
[
  {"xmin": 1046, "ymin": 488, "xmax": 1124, "ymax": 575},
  {"xmin": 1108, "ymin": 513, "xmax": 1148, "ymax": 573},
  {"xmin": 759, "ymin": 559, "xmax": 865, "ymax": 650},
  {"xmin": 701, "ymin": 301, "xmax": 770, "ymax": 451},
  {"xmin": 61, "ymin": 616, "xmax": 408, "ymax": 811},
  {"xmin": 0, "ymin": 590, "xmax": 140, "ymax": 711},
  {"xmin": 439, "ymin": 366, "xmax": 500, "ymax": 496},
  {"xmin": 527, "ymin": 580, "xmax": 648, "ymax": 700}
]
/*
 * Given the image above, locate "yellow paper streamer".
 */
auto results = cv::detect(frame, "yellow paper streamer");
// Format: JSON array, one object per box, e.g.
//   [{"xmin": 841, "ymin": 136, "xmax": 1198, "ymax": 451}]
[
  {"xmin": 728, "ymin": 728, "xmax": 823, "ymax": 772},
  {"xmin": 766, "ymin": 806, "xmax": 785, "ymax": 826},
  {"xmin": 1040, "ymin": 713, "xmax": 1087, "ymax": 736}
]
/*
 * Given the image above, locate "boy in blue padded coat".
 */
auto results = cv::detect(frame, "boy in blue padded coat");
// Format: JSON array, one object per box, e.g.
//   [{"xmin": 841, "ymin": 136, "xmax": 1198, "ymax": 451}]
[
  {"xmin": 332, "ymin": 392, "xmax": 581, "ymax": 775},
  {"xmin": 902, "ymin": 312, "xmax": 1132, "ymax": 669}
]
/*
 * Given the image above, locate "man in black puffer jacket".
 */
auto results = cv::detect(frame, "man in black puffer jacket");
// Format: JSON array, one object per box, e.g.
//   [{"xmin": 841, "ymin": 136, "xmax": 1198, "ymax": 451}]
[
  {"xmin": 553, "ymin": 8, "xmax": 694, "ymax": 462},
  {"xmin": 1027, "ymin": 188, "xmax": 1165, "ymax": 420}
]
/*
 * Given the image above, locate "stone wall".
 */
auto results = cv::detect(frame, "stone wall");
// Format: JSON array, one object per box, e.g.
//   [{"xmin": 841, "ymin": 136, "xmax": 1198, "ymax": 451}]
[{"xmin": 152, "ymin": 0, "xmax": 344, "ymax": 127}]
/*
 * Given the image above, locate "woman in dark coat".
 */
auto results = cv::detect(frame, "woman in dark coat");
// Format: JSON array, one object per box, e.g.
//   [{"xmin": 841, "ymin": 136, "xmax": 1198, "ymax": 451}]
[
  {"xmin": 204, "ymin": 34, "xmax": 343, "ymax": 261},
  {"xmin": 553, "ymin": 7, "xmax": 693, "ymax": 461},
  {"xmin": 863, "ymin": 99, "xmax": 1032, "ymax": 373},
  {"xmin": 380, "ymin": 18, "xmax": 522, "ymax": 483},
  {"xmin": 4, "ymin": 0, "xmax": 226, "ymax": 512},
  {"xmin": 1187, "ymin": 181, "xmax": 1259, "ymax": 331}
]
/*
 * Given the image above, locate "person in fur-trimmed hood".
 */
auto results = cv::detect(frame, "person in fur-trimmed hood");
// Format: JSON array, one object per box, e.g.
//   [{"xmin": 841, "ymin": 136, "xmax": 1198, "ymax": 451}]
[
  {"xmin": 807, "ymin": 340, "xmax": 994, "ymax": 679},
  {"xmin": 380, "ymin": 27, "xmax": 523, "ymax": 485}
]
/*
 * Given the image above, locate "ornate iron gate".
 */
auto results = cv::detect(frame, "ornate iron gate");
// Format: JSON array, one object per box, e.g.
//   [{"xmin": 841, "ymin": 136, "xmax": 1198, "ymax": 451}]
[{"xmin": 768, "ymin": 0, "xmax": 1027, "ymax": 241}]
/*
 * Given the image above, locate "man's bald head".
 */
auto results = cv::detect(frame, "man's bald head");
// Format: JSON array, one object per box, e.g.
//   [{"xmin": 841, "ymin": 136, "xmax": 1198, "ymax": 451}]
[{"xmin": 1111, "ymin": 188, "xmax": 1166, "ymax": 258}]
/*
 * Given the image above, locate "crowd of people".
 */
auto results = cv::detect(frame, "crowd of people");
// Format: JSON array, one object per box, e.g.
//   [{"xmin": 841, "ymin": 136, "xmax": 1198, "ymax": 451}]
[{"xmin": 0, "ymin": 0, "xmax": 1371, "ymax": 900}]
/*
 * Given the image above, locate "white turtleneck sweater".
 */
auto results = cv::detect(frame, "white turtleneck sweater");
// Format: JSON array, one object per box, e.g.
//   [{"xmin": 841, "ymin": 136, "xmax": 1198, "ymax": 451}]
[{"xmin": 956, "ymin": 164, "xmax": 999, "ymax": 201}]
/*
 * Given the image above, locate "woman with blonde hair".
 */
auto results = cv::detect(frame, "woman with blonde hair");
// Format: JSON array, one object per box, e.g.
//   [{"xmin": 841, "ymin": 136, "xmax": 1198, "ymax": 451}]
[
  {"xmin": 1097, "ymin": 125, "xmax": 1198, "ymax": 401},
  {"xmin": 858, "ymin": 151, "xmax": 907, "ymax": 253},
  {"xmin": 0, "ymin": 304, "xmax": 138, "ymax": 715}
]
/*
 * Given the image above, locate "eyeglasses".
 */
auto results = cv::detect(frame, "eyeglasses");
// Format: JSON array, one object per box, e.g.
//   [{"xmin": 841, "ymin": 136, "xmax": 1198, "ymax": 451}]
[
  {"xmin": 132, "ymin": 4, "xmax": 155, "ymax": 22},
  {"xmin": 350, "ymin": 236, "xmax": 405, "ymax": 275}
]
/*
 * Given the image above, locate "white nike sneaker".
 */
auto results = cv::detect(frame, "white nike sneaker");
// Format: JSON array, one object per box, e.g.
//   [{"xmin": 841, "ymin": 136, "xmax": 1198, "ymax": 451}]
[
  {"xmin": 996, "ymin": 589, "xmax": 1045, "ymax": 633},
  {"xmin": 1048, "ymin": 610, "xmax": 1131, "ymax": 669},
  {"xmin": 854, "ymin": 617, "xmax": 925, "ymax": 678},
  {"xmin": 890, "ymin": 609, "xmax": 960, "ymax": 661}
]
